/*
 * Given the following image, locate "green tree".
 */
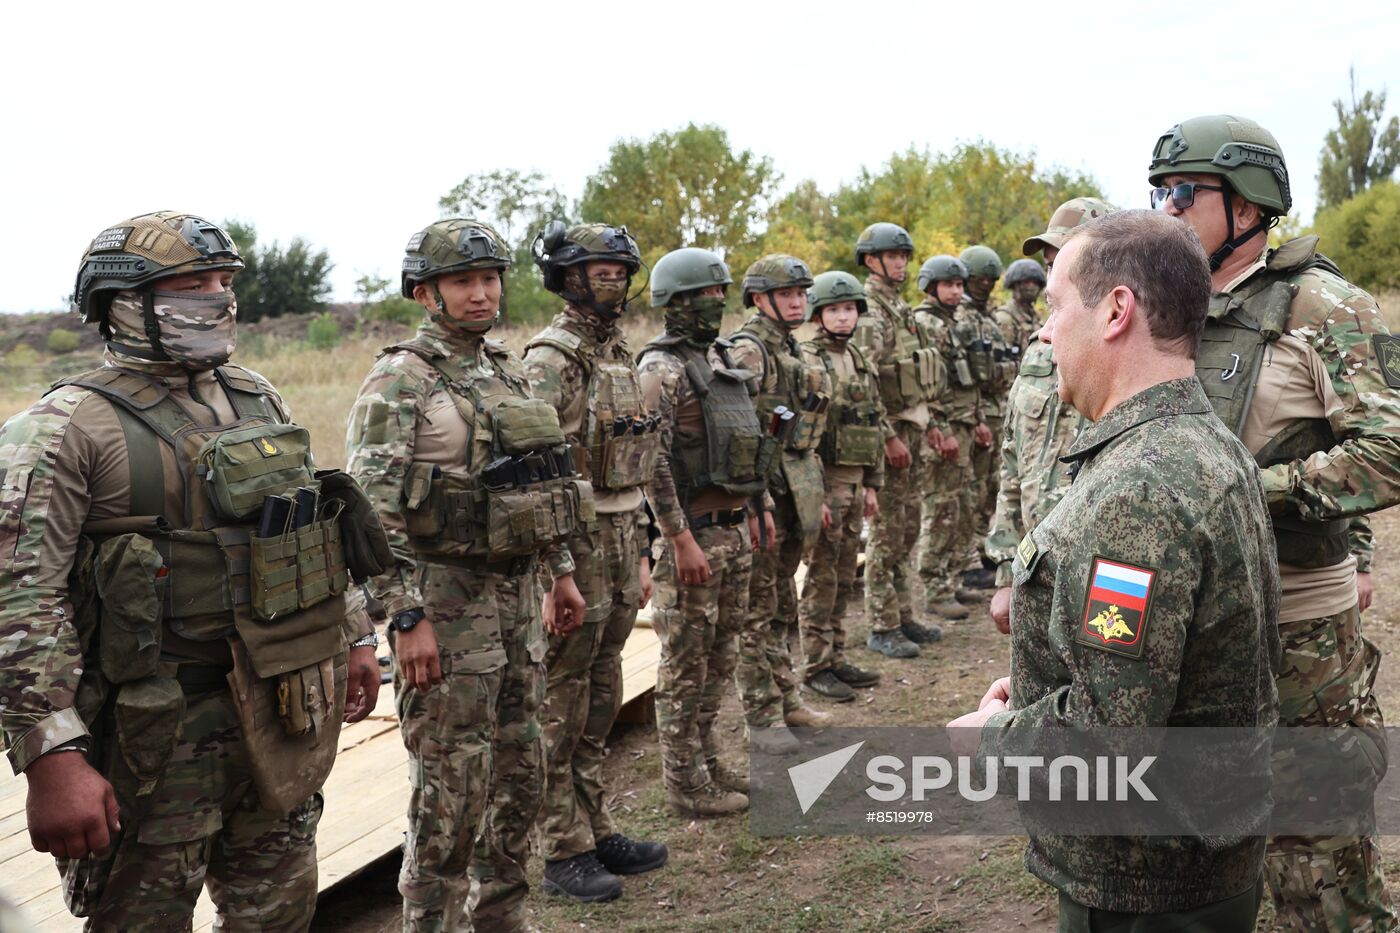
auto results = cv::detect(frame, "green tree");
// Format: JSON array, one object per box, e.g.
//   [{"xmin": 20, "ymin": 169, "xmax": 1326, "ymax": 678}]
[
  {"xmin": 355, "ymin": 271, "xmax": 419, "ymax": 326},
  {"xmin": 438, "ymin": 169, "xmax": 567, "ymax": 325},
  {"xmin": 1311, "ymin": 180, "xmax": 1400, "ymax": 294},
  {"xmin": 1318, "ymin": 68, "xmax": 1400, "ymax": 210},
  {"xmin": 578, "ymin": 123, "xmax": 780, "ymax": 278},
  {"xmin": 222, "ymin": 220, "xmax": 333, "ymax": 322}
]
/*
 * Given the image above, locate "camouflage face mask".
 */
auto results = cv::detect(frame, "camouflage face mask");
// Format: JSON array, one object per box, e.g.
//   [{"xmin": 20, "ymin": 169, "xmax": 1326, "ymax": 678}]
[
  {"xmin": 1012, "ymin": 282, "xmax": 1043, "ymax": 305},
  {"xmin": 665, "ymin": 294, "xmax": 726, "ymax": 349},
  {"xmin": 966, "ymin": 277, "xmax": 995, "ymax": 303},
  {"xmin": 587, "ymin": 275, "xmax": 628, "ymax": 315},
  {"xmin": 149, "ymin": 290, "xmax": 238, "ymax": 368}
]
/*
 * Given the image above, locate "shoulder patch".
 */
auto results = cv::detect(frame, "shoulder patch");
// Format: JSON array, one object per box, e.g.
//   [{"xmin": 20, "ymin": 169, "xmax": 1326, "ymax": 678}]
[
  {"xmin": 1371, "ymin": 335, "xmax": 1400, "ymax": 389},
  {"xmin": 1075, "ymin": 557, "xmax": 1157, "ymax": 660}
]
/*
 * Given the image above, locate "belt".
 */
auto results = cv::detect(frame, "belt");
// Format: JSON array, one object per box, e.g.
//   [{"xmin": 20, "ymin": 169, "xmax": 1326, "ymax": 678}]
[
  {"xmin": 688, "ymin": 508, "xmax": 747, "ymax": 530},
  {"xmin": 174, "ymin": 662, "xmax": 232, "ymax": 695}
]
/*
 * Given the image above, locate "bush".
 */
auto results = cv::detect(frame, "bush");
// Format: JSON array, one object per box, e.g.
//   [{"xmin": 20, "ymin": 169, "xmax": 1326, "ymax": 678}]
[
  {"xmin": 46, "ymin": 328, "xmax": 80, "ymax": 354},
  {"xmin": 366, "ymin": 297, "xmax": 422, "ymax": 327},
  {"xmin": 1311, "ymin": 181, "xmax": 1400, "ymax": 294},
  {"xmin": 307, "ymin": 312, "xmax": 341, "ymax": 350}
]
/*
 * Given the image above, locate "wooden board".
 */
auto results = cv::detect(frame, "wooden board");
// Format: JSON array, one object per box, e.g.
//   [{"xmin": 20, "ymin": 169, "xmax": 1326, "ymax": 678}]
[{"xmin": 1, "ymin": 619, "xmax": 662, "ymax": 931}]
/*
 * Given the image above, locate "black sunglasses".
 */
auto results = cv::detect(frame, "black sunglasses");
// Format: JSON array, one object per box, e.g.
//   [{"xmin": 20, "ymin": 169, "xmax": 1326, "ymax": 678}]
[{"xmin": 1150, "ymin": 182, "xmax": 1224, "ymax": 211}]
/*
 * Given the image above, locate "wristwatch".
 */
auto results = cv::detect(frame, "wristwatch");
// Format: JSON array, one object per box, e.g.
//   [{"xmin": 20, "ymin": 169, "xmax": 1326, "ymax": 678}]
[
  {"xmin": 349, "ymin": 632, "xmax": 380, "ymax": 649},
  {"xmin": 388, "ymin": 608, "xmax": 427, "ymax": 633}
]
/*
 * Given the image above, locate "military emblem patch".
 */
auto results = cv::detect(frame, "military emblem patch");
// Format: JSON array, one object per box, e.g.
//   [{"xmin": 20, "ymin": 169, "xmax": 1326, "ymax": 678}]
[
  {"xmin": 1075, "ymin": 557, "xmax": 1156, "ymax": 659},
  {"xmin": 258, "ymin": 437, "xmax": 280, "ymax": 457},
  {"xmin": 1372, "ymin": 335, "xmax": 1400, "ymax": 389}
]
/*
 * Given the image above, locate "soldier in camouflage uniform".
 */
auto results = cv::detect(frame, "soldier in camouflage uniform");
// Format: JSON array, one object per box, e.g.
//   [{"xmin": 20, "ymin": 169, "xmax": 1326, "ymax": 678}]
[
  {"xmin": 798, "ymin": 271, "xmax": 886, "ymax": 701},
  {"xmin": 953, "ymin": 209, "xmax": 1280, "ymax": 931},
  {"xmin": 852, "ymin": 223, "xmax": 948, "ymax": 658},
  {"xmin": 345, "ymin": 219, "xmax": 589, "ymax": 932},
  {"xmin": 522, "ymin": 222, "xmax": 668, "ymax": 903},
  {"xmin": 722, "ymin": 255, "xmax": 835, "ymax": 730},
  {"xmin": 985, "ymin": 197, "xmax": 1119, "ymax": 634},
  {"xmin": 0, "ymin": 213, "xmax": 382, "ymax": 931},
  {"xmin": 1151, "ymin": 114, "xmax": 1400, "ymax": 933},
  {"xmin": 956, "ymin": 245, "xmax": 1019, "ymax": 592},
  {"xmin": 996, "ymin": 258, "xmax": 1046, "ymax": 354},
  {"xmin": 912, "ymin": 256, "xmax": 979, "ymax": 622},
  {"xmin": 638, "ymin": 247, "xmax": 775, "ymax": 818}
]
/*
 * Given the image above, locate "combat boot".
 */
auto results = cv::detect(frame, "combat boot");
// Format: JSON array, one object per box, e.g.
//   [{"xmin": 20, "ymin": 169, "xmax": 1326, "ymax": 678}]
[
  {"xmin": 750, "ymin": 723, "xmax": 801, "ymax": 756},
  {"xmin": 667, "ymin": 783, "xmax": 749, "ymax": 818},
  {"xmin": 926, "ymin": 598, "xmax": 969, "ymax": 620},
  {"xmin": 786, "ymin": 705, "xmax": 834, "ymax": 728},
  {"xmin": 803, "ymin": 669, "xmax": 855, "ymax": 702},
  {"xmin": 542, "ymin": 850, "xmax": 623, "ymax": 902},
  {"xmin": 902, "ymin": 620, "xmax": 943, "ymax": 644},
  {"xmin": 867, "ymin": 629, "xmax": 919, "ymax": 658},
  {"xmin": 596, "ymin": 833, "xmax": 669, "ymax": 875},
  {"xmin": 831, "ymin": 662, "xmax": 881, "ymax": 687},
  {"xmin": 707, "ymin": 758, "xmax": 750, "ymax": 793},
  {"xmin": 962, "ymin": 567, "xmax": 996, "ymax": 590},
  {"xmin": 955, "ymin": 586, "xmax": 983, "ymax": 604}
]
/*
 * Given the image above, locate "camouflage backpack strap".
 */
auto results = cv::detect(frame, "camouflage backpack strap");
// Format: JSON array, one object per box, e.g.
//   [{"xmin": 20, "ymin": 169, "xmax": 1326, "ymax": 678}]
[{"xmin": 215, "ymin": 364, "xmax": 285, "ymax": 423}]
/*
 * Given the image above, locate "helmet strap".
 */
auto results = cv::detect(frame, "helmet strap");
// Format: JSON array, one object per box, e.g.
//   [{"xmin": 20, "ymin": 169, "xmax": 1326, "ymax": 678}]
[
  {"xmin": 138, "ymin": 290, "xmax": 172, "ymax": 361},
  {"xmin": 1207, "ymin": 180, "xmax": 1267, "ymax": 273}
]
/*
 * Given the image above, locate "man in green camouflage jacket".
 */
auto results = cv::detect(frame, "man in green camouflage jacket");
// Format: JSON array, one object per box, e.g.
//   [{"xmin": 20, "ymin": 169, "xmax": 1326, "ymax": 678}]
[
  {"xmin": 523, "ymin": 222, "xmax": 668, "ymax": 903},
  {"xmin": 1152, "ymin": 114, "xmax": 1400, "ymax": 932},
  {"xmin": 345, "ymin": 219, "xmax": 587, "ymax": 932},
  {"xmin": 953, "ymin": 209, "xmax": 1281, "ymax": 932}
]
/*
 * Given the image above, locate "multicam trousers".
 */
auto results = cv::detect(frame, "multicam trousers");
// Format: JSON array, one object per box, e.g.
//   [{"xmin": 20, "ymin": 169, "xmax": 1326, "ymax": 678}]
[
  {"xmin": 972, "ymin": 415, "xmax": 1003, "ymax": 560},
  {"xmin": 865, "ymin": 421, "xmax": 928, "ymax": 633},
  {"xmin": 396, "ymin": 562, "xmax": 546, "ymax": 933},
  {"xmin": 742, "ymin": 490, "xmax": 808, "ymax": 726},
  {"xmin": 799, "ymin": 478, "xmax": 863, "ymax": 676},
  {"xmin": 650, "ymin": 522, "xmax": 751, "ymax": 793},
  {"xmin": 60, "ymin": 686, "xmax": 322, "ymax": 933},
  {"xmin": 537, "ymin": 512, "xmax": 641, "ymax": 862},
  {"xmin": 918, "ymin": 430, "xmax": 971, "ymax": 607}
]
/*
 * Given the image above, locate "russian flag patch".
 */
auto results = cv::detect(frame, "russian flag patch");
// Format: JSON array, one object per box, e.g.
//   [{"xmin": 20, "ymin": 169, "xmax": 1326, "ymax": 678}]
[{"xmin": 1075, "ymin": 557, "xmax": 1157, "ymax": 659}]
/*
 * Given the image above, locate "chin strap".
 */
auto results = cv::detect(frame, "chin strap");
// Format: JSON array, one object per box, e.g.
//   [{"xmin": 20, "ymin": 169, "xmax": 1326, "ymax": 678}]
[{"xmin": 1207, "ymin": 180, "xmax": 1270, "ymax": 272}]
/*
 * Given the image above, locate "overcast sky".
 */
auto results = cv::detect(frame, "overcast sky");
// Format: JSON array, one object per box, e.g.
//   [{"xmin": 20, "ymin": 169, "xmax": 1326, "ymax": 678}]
[{"xmin": 3, "ymin": 0, "xmax": 1397, "ymax": 313}]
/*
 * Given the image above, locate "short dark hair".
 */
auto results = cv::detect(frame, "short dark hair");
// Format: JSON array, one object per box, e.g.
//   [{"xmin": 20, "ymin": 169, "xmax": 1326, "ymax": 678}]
[{"xmin": 1064, "ymin": 209, "xmax": 1211, "ymax": 358}]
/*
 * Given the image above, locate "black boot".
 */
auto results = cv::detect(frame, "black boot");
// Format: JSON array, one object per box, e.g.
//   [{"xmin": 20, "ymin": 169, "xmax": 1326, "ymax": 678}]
[
  {"xmin": 543, "ymin": 850, "xmax": 623, "ymax": 902},
  {"xmin": 901, "ymin": 619, "xmax": 944, "ymax": 644},
  {"xmin": 831, "ymin": 662, "xmax": 881, "ymax": 687},
  {"xmin": 803, "ymin": 669, "xmax": 856, "ymax": 702},
  {"xmin": 596, "ymin": 833, "xmax": 669, "ymax": 875}
]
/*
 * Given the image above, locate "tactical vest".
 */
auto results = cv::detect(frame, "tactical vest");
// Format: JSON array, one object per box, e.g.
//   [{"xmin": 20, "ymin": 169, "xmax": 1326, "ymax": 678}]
[
  {"xmin": 526, "ymin": 322, "xmax": 660, "ymax": 492},
  {"xmin": 393, "ymin": 336, "xmax": 594, "ymax": 565},
  {"xmin": 1195, "ymin": 240, "xmax": 1349, "ymax": 568},
  {"xmin": 641, "ymin": 335, "xmax": 772, "ymax": 508},
  {"xmin": 729, "ymin": 320, "xmax": 830, "ymax": 453},
  {"xmin": 52, "ymin": 365, "xmax": 348, "ymax": 679},
  {"xmin": 957, "ymin": 303, "xmax": 1018, "ymax": 397},
  {"xmin": 868, "ymin": 294, "xmax": 945, "ymax": 413},
  {"xmin": 809, "ymin": 341, "xmax": 883, "ymax": 468}
]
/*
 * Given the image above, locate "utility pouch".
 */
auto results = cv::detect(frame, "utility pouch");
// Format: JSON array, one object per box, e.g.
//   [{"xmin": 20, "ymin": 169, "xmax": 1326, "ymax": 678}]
[
  {"xmin": 228, "ymin": 640, "xmax": 345, "ymax": 814},
  {"xmin": 316, "ymin": 469, "xmax": 393, "ymax": 582},
  {"xmin": 250, "ymin": 531, "xmax": 300, "ymax": 621},
  {"xmin": 95, "ymin": 534, "xmax": 167, "ymax": 684},
  {"xmin": 113, "ymin": 676, "xmax": 186, "ymax": 797},
  {"xmin": 781, "ymin": 453, "xmax": 826, "ymax": 540},
  {"xmin": 198, "ymin": 422, "xmax": 316, "ymax": 522},
  {"xmin": 600, "ymin": 430, "xmax": 660, "ymax": 489},
  {"xmin": 954, "ymin": 358, "xmax": 975, "ymax": 388},
  {"xmin": 296, "ymin": 516, "xmax": 348, "ymax": 609},
  {"xmin": 492, "ymin": 397, "xmax": 566, "ymax": 454},
  {"xmin": 832, "ymin": 420, "xmax": 883, "ymax": 467},
  {"xmin": 786, "ymin": 399, "xmax": 828, "ymax": 452},
  {"xmin": 402, "ymin": 461, "xmax": 445, "ymax": 538},
  {"xmin": 969, "ymin": 345, "xmax": 993, "ymax": 384},
  {"xmin": 749, "ymin": 434, "xmax": 780, "ymax": 482}
]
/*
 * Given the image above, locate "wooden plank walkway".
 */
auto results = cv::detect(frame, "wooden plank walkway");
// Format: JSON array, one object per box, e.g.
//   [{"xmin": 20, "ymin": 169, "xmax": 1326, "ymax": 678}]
[{"xmin": 0, "ymin": 619, "xmax": 661, "ymax": 931}]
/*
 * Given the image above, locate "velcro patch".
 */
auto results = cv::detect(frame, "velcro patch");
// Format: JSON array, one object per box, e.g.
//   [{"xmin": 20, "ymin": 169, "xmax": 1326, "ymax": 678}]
[
  {"xmin": 91, "ymin": 226, "xmax": 132, "ymax": 252},
  {"xmin": 1372, "ymin": 335, "xmax": 1400, "ymax": 389},
  {"xmin": 1075, "ymin": 557, "xmax": 1156, "ymax": 660}
]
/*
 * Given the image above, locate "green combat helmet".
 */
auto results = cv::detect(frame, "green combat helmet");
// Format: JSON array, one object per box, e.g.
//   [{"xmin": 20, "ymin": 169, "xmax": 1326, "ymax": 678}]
[
  {"xmin": 915, "ymin": 255, "xmax": 969, "ymax": 294},
  {"xmin": 531, "ymin": 221, "xmax": 641, "ymax": 315},
  {"xmin": 1022, "ymin": 197, "xmax": 1118, "ymax": 257},
  {"xmin": 854, "ymin": 222, "xmax": 915, "ymax": 268},
  {"xmin": 401, "ymin": 218, "xmax": 511, "ymax": 298},
  {"xmin": 806, "ymin": 270, "xmax": 868, "ymax": 322},
  {"xmin": 742, "ymin": 253, "xmax": 814, "ymax": 309},
  {"xmin": 959, "ymin": 245, "xmax": 1003, "ymax": 281},
  {"xmin": 1003, "ymin": 258, "xmax": 1046, "ymax": 289},
  {"xmin": 1148, "ymin": 114, "xmax": 1290, "ymax": 269},
  {"xmin": 74, "ymin": 211, "xmax": 244, "ymax": 328},
  {"xmin": 649, "ymin": 247, "xmax": 732, "ymax": 307}
]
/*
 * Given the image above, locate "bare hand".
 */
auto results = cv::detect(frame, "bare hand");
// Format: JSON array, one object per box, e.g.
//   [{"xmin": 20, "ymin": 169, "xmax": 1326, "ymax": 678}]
[
  {"xmin": 394, "ymin": 621, "xmax": 442, "ymax": 692},
  {"xmin": 821, "ymin": 504, "xmax": 834, "ymax": 530},
  {"xmin": 343, "ymin": 645, "xmax": 382, "ymax": 722},
  {"xmin": 947, "ymin": 701, "xmax": 1006, "ymax": 757},
  {"xmin": 747, "ymin": 511, "xmax": 777, "ymax": 551},
  {"xmin": 549, "ymin": 574, "xmax": 586, "ymax": 636},
  {"xmin": 991, "ymin": 586, "xmax": 1012, "ymax": 635},
  {"xmin": 638, "ymin": 556, "xmax": 654, "ymax": 608},
  {"xmin": 885, "ymin": 435, "xmax": 911, "ymax": 469},
  {"xmin": 1358, "ymin": 571, "xmax": 1374, "ymax": 613},
  {"xmin": 926, "ymin": 426, "xmax": 945, "ymax": 451},
  {"xmin": 863, "ymin": 487, "xmax": 880, "ymax": 519},
  {"xmin": 672, "ymin": 530, "xmax": 713, "ymax": 585},
  {"xmin": 979, "ymin": 676, "xmax": 1012, "ymax": 710},
  {"xmin": 25, "ymin": 751, "xmax": 121, "ymax": 859},
  {"xmin": 974, "ymin": 423, "xmax": 993, "ymax": 448},
  {"xmin": 940, "ymin": 434, "xmax": 961, "ymax": 461}
]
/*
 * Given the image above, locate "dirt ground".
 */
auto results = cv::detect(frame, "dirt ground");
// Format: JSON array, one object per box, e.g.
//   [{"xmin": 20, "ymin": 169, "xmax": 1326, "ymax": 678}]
[{"xmin": 306, "ymin": 507, "xmax": 1400, "ymax": 933}]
